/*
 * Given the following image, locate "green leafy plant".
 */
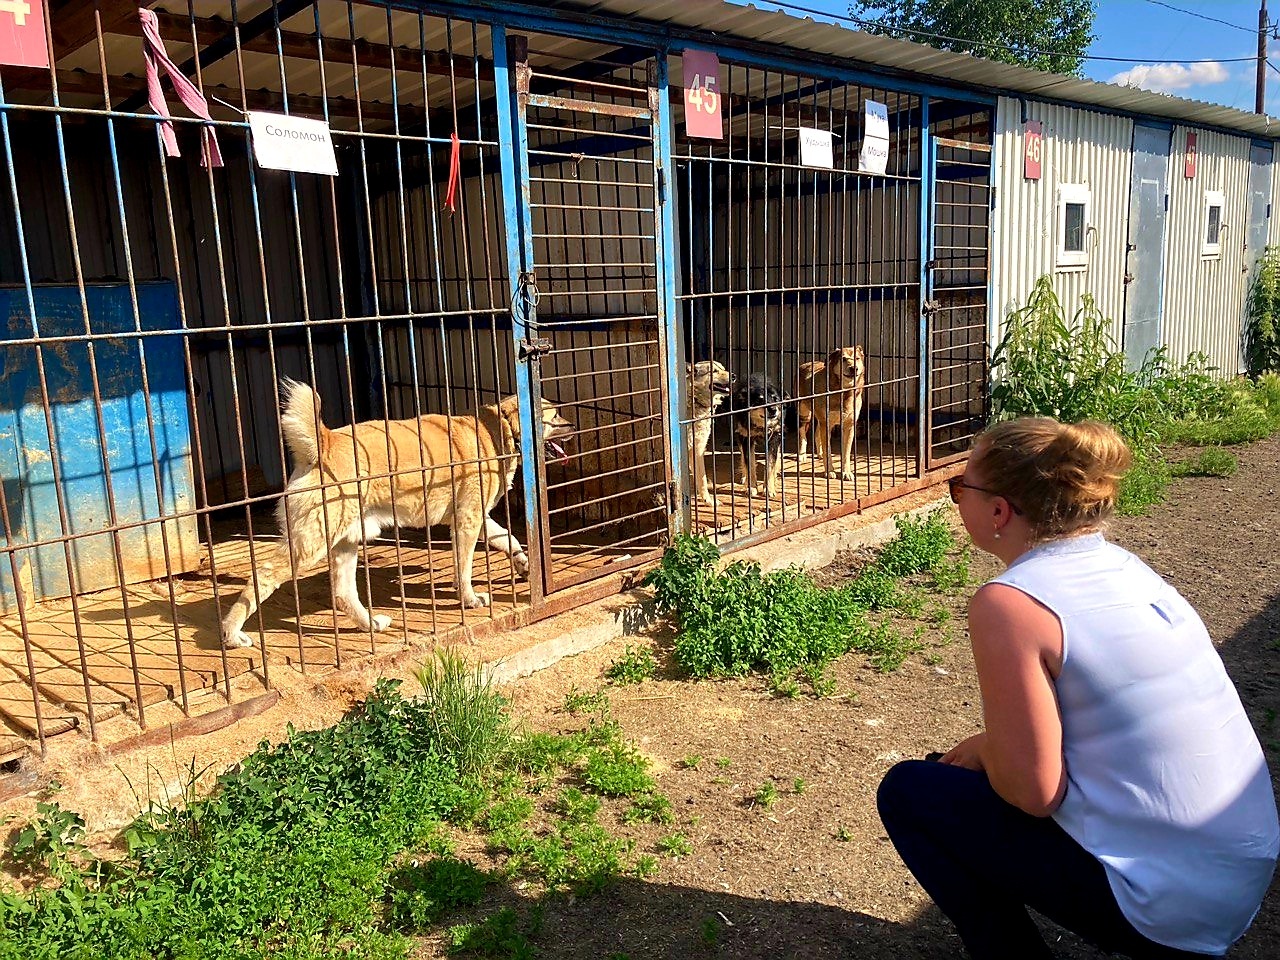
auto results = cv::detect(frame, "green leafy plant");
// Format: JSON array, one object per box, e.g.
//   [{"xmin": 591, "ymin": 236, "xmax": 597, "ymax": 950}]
[
  {"xmin": 448, "ymin": 907, "xmax": 535, "ymax": 959},
  {"xmin": 386, "ymin": 856, "xmax": 490, "ymax": 930},
  {"xmin": 583, "ymin": 743, "xmax": 656, "ymax": 797},
  {"xmin": 656, "ymin": 832, "xmax": 693, "ymax": 857},
  {"xmin": 562, "ymin": 685, "xmax": 610, "ymax": 716},
  {"xmin": 0, "ymin": 671, "xmax": 662, "ymax": 960},
  {"xmin": 623, "ymin": 792, "xmax": 675, "ymax": 825},
  {"xmin": 1171, "ymin": 447, "xmax": 1238, "ymax": 478},
  {"xmin": 553, "ymin": 787, "xmax": 601, "ymax": 824},
  {"xmin": 990, "ymin": 276, "xmax": 1280, "ymax": 514},
  {"xmin": 644, "ymin": 515, "xmax": 953, "ymax": 690},
  {"xmin": 753, "ymin": 781, "xmax": 779, "ymax": 809},
  {"xmin": 1247, "ymin": 248, "xmax": 1280, "ymax": 375},
  {"xmin": 606, "ymin": 644, "xmax": 658, "ymax": 685}
]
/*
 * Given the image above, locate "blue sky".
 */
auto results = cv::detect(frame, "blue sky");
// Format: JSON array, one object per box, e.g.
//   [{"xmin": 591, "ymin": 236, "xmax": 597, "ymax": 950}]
[{"xmin": 733, "ymin": 1, "xmax": 1277, "ymax": 114}]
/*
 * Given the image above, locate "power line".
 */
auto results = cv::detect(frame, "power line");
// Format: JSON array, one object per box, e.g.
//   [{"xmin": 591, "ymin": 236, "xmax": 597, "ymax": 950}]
[
  {"xmin": 750, "ymin": 0, "xmax": 1263, "ymax": 65},
  {"xmin": 1142, "ymin": 0, "xmax": 1256, "ymax": 34}
]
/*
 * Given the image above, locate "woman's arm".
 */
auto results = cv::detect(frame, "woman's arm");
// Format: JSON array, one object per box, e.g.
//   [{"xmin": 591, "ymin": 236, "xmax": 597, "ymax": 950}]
[{"xmin": 959, "ymin": 582, "xmax": 1067, "ymax": 817}]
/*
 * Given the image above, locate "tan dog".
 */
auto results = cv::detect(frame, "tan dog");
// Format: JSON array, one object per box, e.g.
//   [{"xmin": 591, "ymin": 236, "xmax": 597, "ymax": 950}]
[
  {"xmin": 795, "ymin": 346, "xmax": 866, "ymax": 481},
  {"xmin": 221, "ymin": 380, "xmax": 573, "ymax": 649},
  {"xmin": 686, "ymin": 360, "xmax": 734, "ymax": 504}
]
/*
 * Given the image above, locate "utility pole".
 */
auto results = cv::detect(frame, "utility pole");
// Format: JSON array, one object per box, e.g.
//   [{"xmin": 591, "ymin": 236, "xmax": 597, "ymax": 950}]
[{"xmin": 1258, "ymin": 0, "xmax": 1269, "ymax": 115}]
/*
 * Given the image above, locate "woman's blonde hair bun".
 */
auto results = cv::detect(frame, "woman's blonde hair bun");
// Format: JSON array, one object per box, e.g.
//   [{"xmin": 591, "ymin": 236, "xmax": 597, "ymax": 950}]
[{"xmin": 974, "ymin": 417, "xmax": 1132, "ymax": 541}]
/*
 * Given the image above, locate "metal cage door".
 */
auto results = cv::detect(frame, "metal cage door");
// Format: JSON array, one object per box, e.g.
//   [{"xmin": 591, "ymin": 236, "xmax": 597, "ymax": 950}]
[
  {"xmin": 924, "ymin": 136, "xmax": 992, "ymax": 469},
  {"xmin": 508, "ymin": 37, "xmax": 675, "ymax": 596}
]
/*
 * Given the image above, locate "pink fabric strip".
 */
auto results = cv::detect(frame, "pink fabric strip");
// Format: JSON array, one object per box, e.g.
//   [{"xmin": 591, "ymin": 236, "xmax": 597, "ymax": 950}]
[{"xmin": 138, "ymin": 8, "xmax": 223, "ymax": 168}]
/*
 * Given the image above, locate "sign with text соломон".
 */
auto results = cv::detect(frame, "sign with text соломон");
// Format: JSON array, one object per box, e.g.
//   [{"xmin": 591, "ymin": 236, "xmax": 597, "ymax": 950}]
[{"xmin": 249, "ymin": 112, "xmax": 339, "ymax": 176}]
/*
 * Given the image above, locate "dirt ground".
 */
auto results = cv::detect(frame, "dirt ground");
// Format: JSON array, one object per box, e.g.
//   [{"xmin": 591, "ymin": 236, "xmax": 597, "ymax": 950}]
[{"xmin": 448, "ymin": 433, "xmax": 1280, "ymax": 960}]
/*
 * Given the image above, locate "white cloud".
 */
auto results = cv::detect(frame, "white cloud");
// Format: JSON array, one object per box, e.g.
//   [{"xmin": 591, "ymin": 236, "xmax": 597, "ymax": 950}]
[{"xmin": 1107, "ymin": 61, "xmax": 1229, "ymax": 93}]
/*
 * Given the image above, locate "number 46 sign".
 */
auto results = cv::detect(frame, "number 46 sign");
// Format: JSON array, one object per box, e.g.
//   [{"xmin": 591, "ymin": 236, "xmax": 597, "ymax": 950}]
[
  {"xmin": 683, "ymin": 50, "xmax": 723, "ymax": 140},
  {"xmin": 1, "ymin": 0, "xmax": 50, "ymax": 69}
]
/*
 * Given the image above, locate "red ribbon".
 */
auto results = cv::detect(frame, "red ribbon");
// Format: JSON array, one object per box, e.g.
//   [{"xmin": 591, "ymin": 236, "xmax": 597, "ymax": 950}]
[
  {"xmin": 444, "ymin": 132, "xmax": 461, "ymax": 213},
  {"xmin": 138, "ymin": 8, "xmax": 223, "ymax": 168}
]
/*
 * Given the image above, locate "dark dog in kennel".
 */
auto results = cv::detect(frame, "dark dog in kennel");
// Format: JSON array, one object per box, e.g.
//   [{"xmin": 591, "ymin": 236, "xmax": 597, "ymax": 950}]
[{"xmin": 730, "ymin": 373, "xmax": 789, "ymax": 498}]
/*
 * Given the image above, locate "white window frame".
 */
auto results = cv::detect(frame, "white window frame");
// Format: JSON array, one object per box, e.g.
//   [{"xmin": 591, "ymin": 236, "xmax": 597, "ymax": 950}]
[
  {"xmin": 1056, "ymin": 182, "xmax": 1092, "ymax": 270},
  {"xmin": 1202, "ymin": 189, "xmax": 1225, "ymax": 258}
]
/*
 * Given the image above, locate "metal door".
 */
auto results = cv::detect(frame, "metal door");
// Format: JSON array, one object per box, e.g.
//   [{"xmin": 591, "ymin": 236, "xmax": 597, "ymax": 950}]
[
  {"xmin": 1246, "ymin": 142, "xmax": 1273, "ymax": 279},
  {"xmin": 924, "ymin": 136, "xmax": 992, "ymax": 469},
  {"xmin": 508, "ymin": 38, "xmax": 673, "ymax": 596},
  {"xmin": 1123, "ymin": 124, "xmax": 1171, "ymax": 369}
]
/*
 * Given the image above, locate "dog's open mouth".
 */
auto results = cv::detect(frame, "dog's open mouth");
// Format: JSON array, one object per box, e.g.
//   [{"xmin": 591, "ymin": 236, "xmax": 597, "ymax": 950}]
[
  {"xmin": 713, "ymin": 382, "xmax": 732, "ymax": 394},
  {"xmin": 545, "ymin": 439, "xmax": 570, "ymax": 464}
]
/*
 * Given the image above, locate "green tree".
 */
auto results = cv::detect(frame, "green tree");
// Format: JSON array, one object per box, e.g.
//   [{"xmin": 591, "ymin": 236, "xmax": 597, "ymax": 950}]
[{"xmin": 849, "ymin": 0, "xmax": 1097, "ymax": 76}]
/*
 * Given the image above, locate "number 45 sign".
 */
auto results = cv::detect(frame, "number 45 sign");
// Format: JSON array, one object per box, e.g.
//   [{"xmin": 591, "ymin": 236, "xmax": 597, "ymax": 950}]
[
  {"xmin": 1, "ymin": 0, "xmax": 50, "ymax": 69},
  {"xmin": 683, "ymin": 50, "xmax": 723, "ymax": 140}
]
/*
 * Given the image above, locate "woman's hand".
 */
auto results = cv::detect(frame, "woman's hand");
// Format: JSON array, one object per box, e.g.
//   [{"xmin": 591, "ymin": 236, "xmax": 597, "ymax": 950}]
[{"xmin": 941, "ymin": 732, "xmax": 987, "ymax": 771}]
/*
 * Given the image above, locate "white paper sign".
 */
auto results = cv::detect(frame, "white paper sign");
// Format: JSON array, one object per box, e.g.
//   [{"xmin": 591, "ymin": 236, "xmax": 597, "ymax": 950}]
[
  {"xmin": 858, "ymin": 137, "xmax": 889, "ymax": 175},
  {"xmin": 248, "ymin": 111, "xmax": 339, "ymax": 176},
  {"xmin": 863, "ymin": 100, "xmax": 889, "ymax": 141},
  {"xmin": 859, "ymin": 99, "xmax": 890, "ymax": 174},
  {"xmin": 799, "ymin": 127, "xmax": 834, "ymax": 170}
]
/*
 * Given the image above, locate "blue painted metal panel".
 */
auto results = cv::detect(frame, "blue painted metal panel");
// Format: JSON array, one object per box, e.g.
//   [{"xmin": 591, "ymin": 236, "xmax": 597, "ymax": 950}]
[
  {"xmin": 492, "ymin": 26, "xmax": 545, "ymax": 606},
  {"xmin": 654, "ymin": 50, "xmax": 687, "ymax": 536},
  {"xmin": 0, "ymin": 282, "xmax": 199, "ymax": 612}
]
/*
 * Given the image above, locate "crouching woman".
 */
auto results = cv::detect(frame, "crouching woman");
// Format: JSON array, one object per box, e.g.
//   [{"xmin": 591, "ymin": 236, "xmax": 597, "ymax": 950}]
[{"xmin": 878, "ymin": 417, "xmax": 1279, "ymax": 959}]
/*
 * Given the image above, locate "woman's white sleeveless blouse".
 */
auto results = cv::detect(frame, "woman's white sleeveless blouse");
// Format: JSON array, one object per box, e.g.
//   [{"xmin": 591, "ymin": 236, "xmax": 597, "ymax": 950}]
[{"xmin": 991, "ymin": 533, "xmax": 1279, "ymax": 955}]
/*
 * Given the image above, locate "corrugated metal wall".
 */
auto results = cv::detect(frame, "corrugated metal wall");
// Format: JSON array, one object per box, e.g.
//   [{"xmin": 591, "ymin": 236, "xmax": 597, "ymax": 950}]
[
  {"xmin": 1162, "ymin": 126, "xmax": 1252, "ymax": 374},
  {"xmin": 992, "ymin": 97, "xmax": 1132, "ymax": 344}
]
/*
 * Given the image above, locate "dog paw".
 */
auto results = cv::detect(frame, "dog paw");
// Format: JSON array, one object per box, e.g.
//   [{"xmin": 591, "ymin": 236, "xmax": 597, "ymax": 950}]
[
  {"xmin": 463, "ymin": 592, "xmax": 491, "ymax": 609},
  {"xmin": 223, "ymin": 631, "xmax": 255, "ymax": 650},
  {"xmin": 372, "ymin": 614, "xmax": 393, "ymax": 632},
  {"xmin": 839, "ymin": 470, "xmax": 854, "ymax": 482},
  {"xmin": 513, "ymin": 552, "xmax": 530, "ymax": 578}
]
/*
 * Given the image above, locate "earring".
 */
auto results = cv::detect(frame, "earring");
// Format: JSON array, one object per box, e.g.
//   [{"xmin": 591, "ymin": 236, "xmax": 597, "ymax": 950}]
[{"xmin": 993, "ymin": 530, "xmax": 1001, "ymax": 540}]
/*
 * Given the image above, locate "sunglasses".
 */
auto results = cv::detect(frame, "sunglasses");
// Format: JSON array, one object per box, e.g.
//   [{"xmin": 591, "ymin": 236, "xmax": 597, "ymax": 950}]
[{"xmin": 947, "ymin": 476, "xmax": 1024, "ymax": 515}]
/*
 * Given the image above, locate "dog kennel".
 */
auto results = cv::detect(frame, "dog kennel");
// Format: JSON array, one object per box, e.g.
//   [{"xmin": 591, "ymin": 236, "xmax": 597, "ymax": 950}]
[{"xmin": 0, "ymin": 0, "xmax": 990, "ymax": 753}]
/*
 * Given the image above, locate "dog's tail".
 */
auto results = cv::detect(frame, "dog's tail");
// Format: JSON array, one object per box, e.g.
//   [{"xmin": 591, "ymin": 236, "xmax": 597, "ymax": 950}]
[{"xmin": 279, "ymin": 378, "xmax": 329, "ymax": 467}]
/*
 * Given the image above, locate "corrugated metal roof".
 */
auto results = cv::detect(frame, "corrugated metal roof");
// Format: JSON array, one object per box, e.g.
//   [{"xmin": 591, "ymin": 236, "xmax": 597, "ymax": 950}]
[{"xmin": 548, "ymin": 0, "xmax": 1280, "ymax": 140}]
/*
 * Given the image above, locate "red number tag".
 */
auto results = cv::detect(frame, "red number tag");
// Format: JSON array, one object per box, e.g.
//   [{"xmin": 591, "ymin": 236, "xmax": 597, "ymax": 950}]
[
  {"xmin": 1024, "ymin": 120, "xmax": 1042, "ymax": 180},
  {"xmin": 683, "ymin": 50, "xmax": 723, "ymax": 140},
  {"xmin": 0, "ymin": 0, "xmax": 49, "ymax": 69}
]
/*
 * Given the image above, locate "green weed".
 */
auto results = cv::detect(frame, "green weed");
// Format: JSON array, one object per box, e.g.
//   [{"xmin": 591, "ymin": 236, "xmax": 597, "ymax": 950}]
[
  {"xmin": 583, "ymin": 743, "xmax": 656, "ymax": 797},
  {"xmin": 553, "ymin": 787, "xmax": 601, "ymax": 824},
  {"xmin": 623, "ymin": 792, "xmax": 675, "ymax": 825},
  {"xmin": 1171, "ymin": 447, "xmax": 1238, "ymax": 478},
  {"xmin": 562, "ymin": 685, "xmax": 610, "ymax": 716},
  {"xmin": 386, "ymin": 856, "xmax": 490, "ymax": 930},
  {"xmin": 753, "ymin": 781, "xmax": 779, "ymax": 809},
  {"xmin": 656, "ymin": 832, "xmax": 693, "ymax": 857},
  {"xmin": 606, "ymin": 645, "xmax": 658, "ymax": 685},
  {"xmin": 992, "ymin": 276, "xmax": 1280, "ymax": 515}
]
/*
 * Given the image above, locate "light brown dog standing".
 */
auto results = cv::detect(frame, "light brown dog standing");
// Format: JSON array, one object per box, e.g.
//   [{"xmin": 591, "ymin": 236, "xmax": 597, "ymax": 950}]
[
  {"xmin": 795, "ymin": 346, "xmax": 866, "ymax": 482},
  {"xmin": 686, "ymin": 360, "xmax": 734, "ymax": 505},
  {"xmin": 221, "ymin": 380, "xmax": 573, "ymax": 649}
]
